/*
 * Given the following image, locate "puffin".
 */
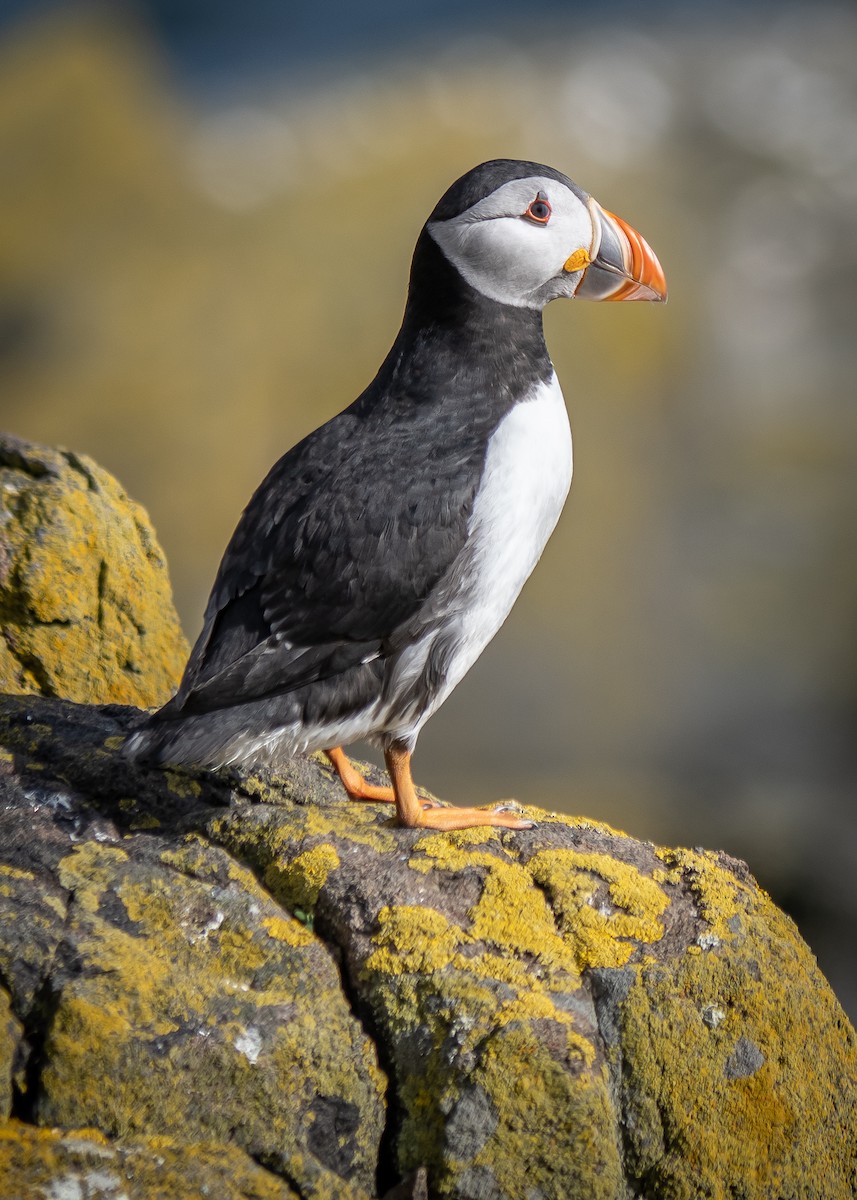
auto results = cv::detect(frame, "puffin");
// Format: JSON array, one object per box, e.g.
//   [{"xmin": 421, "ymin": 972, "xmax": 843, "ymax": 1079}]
[{"xmin": 125, "ymin": 159, "xmax": 666, "ymax": 830}]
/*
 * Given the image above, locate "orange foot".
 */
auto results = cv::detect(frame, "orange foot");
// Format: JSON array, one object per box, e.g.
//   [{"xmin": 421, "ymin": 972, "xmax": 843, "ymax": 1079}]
[
  {"xmin": 384, "ymin": 743, "xmax": 536, "ymax": 831},
  {"xmin": 404, "ymin": 802, "xmax": 536, "ymax": 831},
  {"xmin": 326, "ymin": 745, "xmax": 450, "ymax": 812}
]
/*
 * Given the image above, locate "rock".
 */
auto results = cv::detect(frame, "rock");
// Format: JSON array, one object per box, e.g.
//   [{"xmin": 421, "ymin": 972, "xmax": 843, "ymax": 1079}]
[
  {"xmin": 0, "ymin": 693, "xmax": 855, "ymax": 1199},
  {"xmin": 0, "ymin": 1121, "xmax": 303, "ymax": 1200},
  {"xmin": 0, "ymin": 434, "xmax": 188, "ymax": 705}
]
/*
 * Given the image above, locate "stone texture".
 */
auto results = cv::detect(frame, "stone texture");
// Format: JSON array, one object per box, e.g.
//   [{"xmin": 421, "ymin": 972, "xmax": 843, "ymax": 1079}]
[
  {"xmin": 0, "ymin": 434, "xmax": 188, "ymax": 705},
  {"xmin": 0, "ymin": 700, "xmax": 384, "ymax": 1199},
  {"xmin": 0, "ymin": 1121, "xmax": 303, "ymax": 1200},
  {"xmin": 0, "ymin": 692, "xmax": 855, "ymax": 1200}
]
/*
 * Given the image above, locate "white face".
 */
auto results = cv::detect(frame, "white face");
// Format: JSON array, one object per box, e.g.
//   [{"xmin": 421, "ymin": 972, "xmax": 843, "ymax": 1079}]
[{"xmin": 427, "ymin": 175, "xmax": 595, "ymax": 309}]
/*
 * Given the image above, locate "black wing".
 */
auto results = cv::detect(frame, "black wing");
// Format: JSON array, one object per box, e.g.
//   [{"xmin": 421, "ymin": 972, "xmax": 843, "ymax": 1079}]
[{"xmin": 170, "ymin": 393, "xmax": 490, "ymax": 717}]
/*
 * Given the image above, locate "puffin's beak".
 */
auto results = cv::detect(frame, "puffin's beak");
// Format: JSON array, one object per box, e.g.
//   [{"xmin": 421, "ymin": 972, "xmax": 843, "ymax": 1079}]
[{"xmin": 568, "ymin": 199, "xmax": 667, "ymax": 302}]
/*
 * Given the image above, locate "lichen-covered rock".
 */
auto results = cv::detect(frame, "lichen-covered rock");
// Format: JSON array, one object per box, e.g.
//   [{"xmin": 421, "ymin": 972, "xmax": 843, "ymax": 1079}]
[
  {"xmin": 0, "ymin": 701, "xmax": 384, "ymax": 1198},
  {"xmin": 0, "ymin": 988, "xmax": 21, "ymax": 1120},
  {"xmin": 33, "ymin": 837, "xmax": 385, "ymax": 1191},
  {"xmin": 0, "ymin": 693, "xmax": 855, "ymax": 1200},
  {"xmin": 0, "ymin": 1121, "xmax": 303, "ymax": 1200},
  {"xmin": 0, "ymin": 434, "xmax": 188, "ymax": 704}
]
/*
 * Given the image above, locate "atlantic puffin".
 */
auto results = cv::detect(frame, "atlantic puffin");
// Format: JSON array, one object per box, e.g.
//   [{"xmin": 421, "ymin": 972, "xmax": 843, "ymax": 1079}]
[{"xmin": 126, "ymin": 159, "xmax": 666, "ymax": 830}]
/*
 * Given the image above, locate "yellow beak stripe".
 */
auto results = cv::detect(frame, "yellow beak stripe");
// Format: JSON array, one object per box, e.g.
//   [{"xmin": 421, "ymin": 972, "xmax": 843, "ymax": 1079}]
[{"xmin": 563, "ymin": 248, "xmax": 591, "ymax": 273}]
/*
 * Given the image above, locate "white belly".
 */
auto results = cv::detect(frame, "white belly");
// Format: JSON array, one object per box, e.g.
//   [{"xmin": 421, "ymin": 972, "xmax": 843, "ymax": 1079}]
[{"xmin": 383, "ymin": 372, "xmax": 573, "ymax": 743}]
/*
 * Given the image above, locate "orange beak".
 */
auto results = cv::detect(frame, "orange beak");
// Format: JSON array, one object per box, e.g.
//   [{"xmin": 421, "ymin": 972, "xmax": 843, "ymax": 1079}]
[{"xmin": 569, "ymin": 198, "xmax": 667, "ymax": 303}]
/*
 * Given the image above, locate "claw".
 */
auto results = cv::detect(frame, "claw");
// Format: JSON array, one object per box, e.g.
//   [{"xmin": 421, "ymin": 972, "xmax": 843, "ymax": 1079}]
[{"xmin": 492, "ymin": 800, "xmax": 524, "ymax": 814}]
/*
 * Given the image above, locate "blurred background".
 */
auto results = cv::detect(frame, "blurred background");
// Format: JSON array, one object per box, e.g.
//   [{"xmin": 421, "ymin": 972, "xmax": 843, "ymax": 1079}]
[{"xmin": 1, "ymin": 0, "xmax": 855, "ymax": 1017}]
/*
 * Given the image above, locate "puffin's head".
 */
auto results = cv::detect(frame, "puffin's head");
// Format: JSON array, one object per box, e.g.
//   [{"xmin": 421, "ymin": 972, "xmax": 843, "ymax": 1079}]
[{"xmin": 426, "ymin": 159, "xmax": 667, "ymax": 310}]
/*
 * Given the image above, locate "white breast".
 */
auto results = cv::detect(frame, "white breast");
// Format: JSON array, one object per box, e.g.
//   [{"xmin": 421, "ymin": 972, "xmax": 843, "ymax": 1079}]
[
  {"xmin": 382, "ymin": 372, "xmax": 572, "ymax": 744},
  {"xmin": 456, "ymin": 370, "xmax": 573, "ymax": 659}
]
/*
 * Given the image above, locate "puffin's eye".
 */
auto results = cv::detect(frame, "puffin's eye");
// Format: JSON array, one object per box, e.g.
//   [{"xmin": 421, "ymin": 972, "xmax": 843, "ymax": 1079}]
[{"xmin": 524, "ymin": 196, "xmax": 552, "ymax": 224}]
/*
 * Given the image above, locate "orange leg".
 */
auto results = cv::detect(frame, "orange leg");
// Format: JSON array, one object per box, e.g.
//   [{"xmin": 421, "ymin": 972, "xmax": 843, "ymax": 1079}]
[
  {"xmin": 325, "ymin": 746, "xmax": 396, "ymax": 803},
  {"xmin": 384, "ymin": 742, "xmax": 535, "ymax": 831}
]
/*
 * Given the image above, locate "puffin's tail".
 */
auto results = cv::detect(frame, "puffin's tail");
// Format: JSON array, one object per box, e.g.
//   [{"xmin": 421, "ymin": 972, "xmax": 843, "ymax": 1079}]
[
  {"xmin": 122, "ymin": 699, "xmax": 297, "ymax": 771},
  {"xmin": 122, "ymin": 707, "xmax": 225, "ymax": 770}
]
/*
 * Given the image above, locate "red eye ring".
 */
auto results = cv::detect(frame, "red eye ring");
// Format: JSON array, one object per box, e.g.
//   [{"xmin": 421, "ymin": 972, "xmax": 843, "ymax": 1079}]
[{"xmin": 524, "ymin": 196, "xmax": 552, "ymax": 224}]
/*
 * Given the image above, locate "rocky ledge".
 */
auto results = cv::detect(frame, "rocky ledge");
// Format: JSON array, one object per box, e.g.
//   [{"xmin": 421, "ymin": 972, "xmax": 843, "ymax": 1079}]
[{"xmin": 0, "ymin": 694, "xmax": 854, "ymax": 1200}]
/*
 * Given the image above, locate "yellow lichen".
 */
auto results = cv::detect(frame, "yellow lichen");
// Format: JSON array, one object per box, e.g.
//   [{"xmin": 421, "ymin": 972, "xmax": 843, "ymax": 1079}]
[
  {"xmin": 361, "ymin": 827, "xmax": 854, "ymax": 1196},
  {"xmin": 158, "ymin": 837, "xmax": 213, "ymax": 876},
  {"xmin": 296, "ymin": 804, "xmax": 398, "ymax": 850},
  {"xmin": 264, "ymin": 843, "xmax": 341, "ymax": 916},
  {"xmin": 0, "ymin": 441, "xmax": 188, "ymax": 707},
  {"xmin": 492, "ymin": 991, "xmax": 596, "ymax": 1066},
  {"xmin": 0, "ymin": 864, "xmax": 34, "ymax": 882},
  {"xmin": 210, "ymin": 803, "xmax": 398, "ymax": 868},
  {"xmin": 529, "ymin": 849, "xmax": 668, "ymax": 971},
  {"xmin": 0, "ymin": 1118, "xmax": 310, "ymax": 1198},
  {"xmin": 657, "ymin": 846, "xmax": 750, "ymax": 940},
  {"xmin": 410, "ymin": 834, "xmax": 578, "ymax": 972},
  {"xmin": 129, "ymin": 814, "xmax": 161, "ymax": 830},
  {"xmin": 30, "ymin": 839, "xmax": 386, "ymax": 1188},
  {"xmin": 0, "ymin": 988, "xmax": 22, "ymax": 1112},
  {"xmin": 362, "ymin": 884, "xmax": 604, "ymax": 1180},
  {"xmin": 163, "ymin": 770, "xmax": 202, "ymax": 799},
  {"xmin": 462, "ymin": 1027, "xmax": 624, "ymax": 1198},
  {"xmin": 57, "ymin": 843, "xmax": 130, "ymax": 913},
  {"xmin": 261, "ymin": 914, "xmax": 314, "ymax": 948},
  {"xmin": 616, "ymin": 876, "xmax": 857, "ymax": 1199},
  {"xmin": 361, "ymin": 835, "xmax": 606, "ymax": 1153},
  {"xmin": 413, "ymin": 828, "xmax": 496, "ymax": 854},
  {"xmin": 366, "ymin": 906, "xmax": 462, "ymax": 976},
  {"xmin": 42, "ymin": 892, "xmax": 67, "ymax": 919}
]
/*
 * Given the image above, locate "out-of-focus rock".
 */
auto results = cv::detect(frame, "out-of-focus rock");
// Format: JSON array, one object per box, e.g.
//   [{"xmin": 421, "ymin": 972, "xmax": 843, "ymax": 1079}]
[
  {"xmin": 0, "ymin": 693, "xmax": 854, "ymax": 1199},
  {"xmin": 0, "ymin": 434, "xmax": 188, "ymax": 705}
]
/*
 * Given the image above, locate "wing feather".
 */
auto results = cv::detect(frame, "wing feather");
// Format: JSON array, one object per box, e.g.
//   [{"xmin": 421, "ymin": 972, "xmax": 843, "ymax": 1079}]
[{"xmin": 171, "ymin": 397, "xmax": 487, "ymax": 715}]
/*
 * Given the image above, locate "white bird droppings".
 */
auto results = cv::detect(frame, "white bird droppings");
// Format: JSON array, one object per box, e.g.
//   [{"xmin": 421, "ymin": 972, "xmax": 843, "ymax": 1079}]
[{"xmin": 234, "ymin": 1026, "xmax": 263, "ymax": 1064}]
